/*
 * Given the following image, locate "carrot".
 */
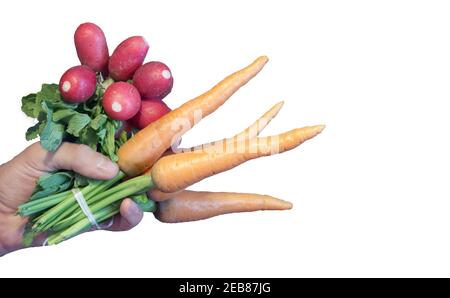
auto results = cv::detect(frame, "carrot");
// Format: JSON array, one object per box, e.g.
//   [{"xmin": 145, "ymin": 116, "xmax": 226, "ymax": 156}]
[
  {"xmin": 148, "ymin": 188, "xmax": 182, "ymax": 202},
  {"xmin": 148, "ymin": 101, "xmax": 284, "ymax": 201},
  {"xmin": 118, "ymin": 56, "xmax": 269, "ymax": 177},
  {"xmin": 179, "ymin": 101, "xmax": 284, "ymax": 153},
  {"xmin": 234, "ymin": 101, "xmax": 284, "ymax": 139},
  {"xmin": 155, "ymin": 190, "xmax": 292, "ymax": 223},
  {"xmin": 150, "ymin": 125, "xmax": 325, "ymax": 193}
]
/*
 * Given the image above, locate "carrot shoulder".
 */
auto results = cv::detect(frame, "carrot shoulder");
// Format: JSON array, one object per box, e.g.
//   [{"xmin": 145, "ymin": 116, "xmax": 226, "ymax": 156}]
[
  {"xmin": 118, "ymin": 56, "xmax": 269, "ymax": 177},
  {"xmin": 151, "ymin": 125, "xmax": 325, "ymax": 193},
  {"xmin": 155, "ymin": 190, "xmax": 292, "ymax": 223}
]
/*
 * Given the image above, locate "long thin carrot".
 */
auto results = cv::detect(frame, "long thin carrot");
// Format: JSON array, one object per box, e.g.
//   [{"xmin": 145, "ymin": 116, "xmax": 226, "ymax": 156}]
[
  {"xmin": 179, "ymin": 101, "xmax": 284, "ymax": 153},
  {"xmin": 150, "ymin": 125, "xmax": 325, "ymax": 193},
  {"xmin": 118, "ymin": 56, "xmax": 269, "ymax": 177},
  {"xmin": 155, "ymin": 190, "xmax": 292, "ymax": 223}
]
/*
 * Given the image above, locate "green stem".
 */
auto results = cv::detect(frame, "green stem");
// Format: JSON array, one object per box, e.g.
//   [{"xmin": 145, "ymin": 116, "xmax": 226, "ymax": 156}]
[
  {"xmin": 21, "ymin": 196, "xmax": 69, "ymax": 217},
  {"xmin": 32, "ymin": 171, "xmax": 125, "ymax": 232},
  {"xmin": 17, "ymin": 190, "xmax": 72, "ymax": 216},
  {"xmin": 52, "ymin": 175, "xmax": 154, "ymax": 232},
  {"xmin": 44, "ymin": 172, "xmax": 126, "ymax": 230},
  {"xmin": 88, "ymin": 175, "xmax": 154, "ymax": 214},
  {"xmin": 131, "ymin": 193, "xmax": 157, "ymax": 213},
  {"xmin": 100, "ymin": 77, "xmax": 114, "ymax": 90},
  {"xmin": 47, "ymin": 204, "xmax": 120, "ymax": 245},
  {"xmin": 32, "ymin": 186, "xmax": 92, "ymax": 232}
]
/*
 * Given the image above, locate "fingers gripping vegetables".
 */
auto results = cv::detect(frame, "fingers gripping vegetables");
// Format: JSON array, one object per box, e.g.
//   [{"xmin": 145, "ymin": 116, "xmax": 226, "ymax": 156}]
[
  {"xmin": 18, "ymin": 21, "xmax": 325, "ymax": 247},
  {"xmin": 118, "ymin": 56, "xmax": 269, "ymax": 177},
  {"xmin": 155, "ymin": 191, "xmax": 292, "ymax": 223},
  {"xmin": 74, "ymin": 23, "xmax": 109, "ymax": 73},
  {"xmin": 150, "ymin": 125, "xmax": 325, "ymax": 193}
]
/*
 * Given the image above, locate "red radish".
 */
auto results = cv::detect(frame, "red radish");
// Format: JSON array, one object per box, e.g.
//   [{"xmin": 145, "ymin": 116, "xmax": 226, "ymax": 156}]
[
  {"xmin": 129, "ymin": 99, "xmax": 171, "ymax": 129},
  {"xmin": 133, "ymin": 61, "xmax": 173, "ymax": 99},
  {"xmin": 74, "ymin": 23, "xmax": 109, "ymax": 73},
  {"xmin": 59, "ymin": 65, "xmax": 96, "ymax": 103},
  {"xmin": 108, "ymin": 36, "xmax": 149, "ymax": 81},
  {"xmin": 102, "ymin": 82, "xmax": 141, "ymax": 120}
]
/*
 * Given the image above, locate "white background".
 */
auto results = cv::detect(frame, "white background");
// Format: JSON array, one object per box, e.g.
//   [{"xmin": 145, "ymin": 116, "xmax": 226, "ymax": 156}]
[{"xmin": 0, "ymin": 0, "xmax": 450, "ymax": 277}]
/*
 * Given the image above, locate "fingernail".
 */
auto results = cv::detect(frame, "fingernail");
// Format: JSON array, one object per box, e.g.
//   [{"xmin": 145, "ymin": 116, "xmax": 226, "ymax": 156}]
[{"xmin": 96, "ymin": 157, "xmax": 118, "ymax": 175}]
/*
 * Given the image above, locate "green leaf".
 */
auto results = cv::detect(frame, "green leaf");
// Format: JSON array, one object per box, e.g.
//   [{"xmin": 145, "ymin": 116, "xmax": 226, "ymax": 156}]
[
  {"xmin": 85, "ymin": 100, "xmax": 104, "ymax": 118},
  {"xmin": 40, "ymin": 102, "xmax": 64, "ymax": 151},
  {"xmin": 46, "ymin": 100, "xmax": 77, "ymax": 110},
  {"xmin": 37, "ymin": 171, "xmax": 73, "ymax": 189},
  {"xmin": 37, "ymin": 83, "xmax": 77, "ymax": 110},
  {"xmin": 90, "ymin": 114, "xmax": 107, "ymax": 130},
  {"xmin": 73, "ymin": 173, "xmax": 99, "ymax": 188},
  {"xmin": 29, "ymin": 186, "xmax": 59, "ymax": 201},
  {"xmin": 79, "ymin": 127, "xmax": 99, "ymax": 150},
  {"xmin": 116, "ymin": 130, "xmax": 128, "ymax": 147},
  {"xmin": 29, "ymin": 181, "xmax": 73, "ymax": 201},
  {"xmin": 81, "ymin": 98, "xmax": 97, "ymax": 112},
  {"xmin": 103, "ymin": 120, "xmax": 118, "ymax": 161},
  {"xmin": 97, "ymin": 128, "xmax": 106, "ymax": 141},
  {"xmin": 53, "ymin": 109, "xmax": 77, "ymax": 122},
  {"xmin": 74, "ymin": 174, "xmax": 90, "ymax": 188},
  {"xmin": 66, "ymin": 113, "xmax": 91, "ymax": 137},
  {"xmin": 36, "ymin": 84, "xmax": 60, "ymax": 102},
  {"xmin": 25, "ymin": 122, "xmax": 40, "ymax": 141},
  {"xmin": 37, "ymin": 110, "xmax": 47, "ymax": 122},
  {"xmin": 22, "ymin": 80, "xmax": 125, "ymax": 164},
  {"xmin": 21, "ymin": 93, "xmax": 39, "ymax": 118},
  {"xmin": 29, "ymin": 171, "xmax": 74, "ymax": 201},
  {"xmin": 41, "ymin": 121, "xmax": 65, "ymax": 151},
  {"xmin": 80, "ymin": 86, "xmax": 101, "ymax": 112},
  {"xmin": 37, "ymin": 119, "xmax": 47, "ymax": 135}
]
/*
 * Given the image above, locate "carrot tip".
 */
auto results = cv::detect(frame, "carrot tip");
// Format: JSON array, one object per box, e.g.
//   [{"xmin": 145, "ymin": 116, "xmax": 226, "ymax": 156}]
[
  {"xmin": 284, "ymin": 201, "xmax": 294, "ymax": 210},
  {"xmin": 268, "ymin": 196, "xmax": 293, "ymax": 210},
  {"xmin": 313, "ymin": 124, "xmax": 326, "ymax": 134},
  {"xmin": 258, "ymin": 55, "xmax": 269, "ymax": 64},
  {"xmin": 268, "ymin": 101, "xmax": 284, "ymax": 119},
  {"xmin": 275, "ymin": 101, "xmax": 285, "ymax": 109}
]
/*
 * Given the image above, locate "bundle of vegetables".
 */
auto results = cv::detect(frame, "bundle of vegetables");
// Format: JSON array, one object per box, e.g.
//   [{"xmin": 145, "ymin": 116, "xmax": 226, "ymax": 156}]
[{"xmin": 17, "ymin": 23, "xmax": 325, "ymax": 246}]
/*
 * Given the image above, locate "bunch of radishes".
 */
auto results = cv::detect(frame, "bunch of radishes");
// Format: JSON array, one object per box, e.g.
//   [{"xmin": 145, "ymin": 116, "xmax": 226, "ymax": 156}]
[{"xmin": 58, "ymin": 22, "xmax": 173, "ymax": 130}]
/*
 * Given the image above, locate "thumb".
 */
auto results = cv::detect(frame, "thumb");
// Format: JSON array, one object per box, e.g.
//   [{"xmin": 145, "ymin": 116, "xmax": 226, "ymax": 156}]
[
  {"xmin": 33, "ymin": 142, "xmax": 119, "ymax": 180},
  {"xmin": 106, "ymin": 198, "xmax": 144, "ymax": 231}
]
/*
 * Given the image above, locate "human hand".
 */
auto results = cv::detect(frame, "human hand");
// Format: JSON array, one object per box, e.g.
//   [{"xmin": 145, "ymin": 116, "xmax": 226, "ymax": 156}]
[{"xmin": 0, "ymin": 142, "xmax": 144, "ymax": 256}]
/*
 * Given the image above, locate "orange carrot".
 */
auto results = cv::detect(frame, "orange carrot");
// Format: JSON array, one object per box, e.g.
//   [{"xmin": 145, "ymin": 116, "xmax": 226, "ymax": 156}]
[
  {"xmin": 155, "ymin": 190, "xmax": 292, "ymax": 223},
  {"xmin": 147, "ymin": 101, "xmax": 283, "ymax": 200},
  {"xmin": 179, "ymin": 101, "xmax": 284, "ymax": 153},
  {"xmin": 150, "ymin": 125, "xmax": 325, "ymax": 193},
  {"xmin": 118, "ymin": 56, "xmax": 269, "ymax": 177},
  {"xmin": 148, "ymin": 101, "xmax": 284, "ymax": 201}
]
